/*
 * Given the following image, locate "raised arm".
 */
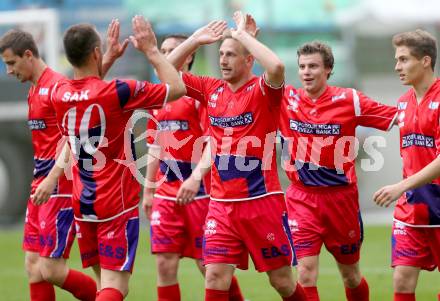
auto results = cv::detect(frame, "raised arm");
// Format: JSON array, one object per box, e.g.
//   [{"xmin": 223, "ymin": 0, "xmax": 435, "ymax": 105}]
[
  {"xmin": 230, "ymin": 11, "xmax": 284, "ymax": 87},
  {"xmin": 130, "ymin": 15, "xmax": 186, "ymax": 101},
  {"xmin": 101, "ymin": 19, "xmax": 129, "ymax": 78},
  {"xmin": 167, "ymin": 20, "xmax": 227, "ymax": 70},
  {"xmin": 374, "ymin": 156, "xmax": 440, "ymax": 207}
]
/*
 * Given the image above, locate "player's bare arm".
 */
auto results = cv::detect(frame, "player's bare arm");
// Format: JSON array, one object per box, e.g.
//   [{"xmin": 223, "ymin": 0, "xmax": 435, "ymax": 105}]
[
  {"xmin": 33, "ymin": 142, "xmax": 70, "ymax": 205},
  {"xmin": 374, "ymin": 155, "xmax": 440, "ymax": 207},
  {"xmin": 130, "ymin": 15, "xmax": 186, "ymax": 101},
  {"xmin": 142, "ymin": 145, "xmax": 161, "ymax": 219},
  {"xmin": 167, "ymin": 20, "xmax": 227, "ymax": 70},
  {"xmin": 176, "ymin": 142, "xmax": 212, "ymax": 205},
  {"xmin": 230, "ymin": 11, "xmax": 284, "ymax": 87},
  {"xmin": 101, "ymin": 18, "xmax": 129, "ymax": 77}
]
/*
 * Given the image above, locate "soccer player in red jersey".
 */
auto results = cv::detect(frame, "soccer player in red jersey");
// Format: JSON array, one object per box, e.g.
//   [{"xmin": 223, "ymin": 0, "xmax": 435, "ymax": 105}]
[
  {"xmin": 373, "ymin": 29, "xmax": 440, "ymax": 301},
  {"xmin": 168, "ymin": 11, "xmax": 307, "ymax": 301},
  {"xmin": 279, "ymin": 41, "xmax": 398, "ymax": 301},
  {"xmin": 48, "ymin": 16, "xmax": 185, "ymax": 301},
  {"xmin": 143, "ymin": 34, "xmax": 244, "ymax": 301},
  {"xmin": 0, "ymin": 29, "xmax": 99, "ymax": 301}
]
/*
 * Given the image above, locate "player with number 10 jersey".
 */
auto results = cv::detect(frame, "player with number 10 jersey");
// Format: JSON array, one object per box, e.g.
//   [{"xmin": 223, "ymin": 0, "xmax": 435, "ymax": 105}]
[{"xmin": 50, "ymin": 77, "xmax": 169, "ymax": 222}]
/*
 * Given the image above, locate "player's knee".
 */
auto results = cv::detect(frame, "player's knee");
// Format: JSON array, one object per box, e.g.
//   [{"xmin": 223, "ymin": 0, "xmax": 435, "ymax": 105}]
[
  {"xmin": 39, "ymin": 258, "xmax": 67, "ymax": 284},
  {"xmin": 156, "ymin": 254, "xmax": 179, "ymax": 280},
  {"xmin": 24, "ymin": 253, "xmax": 40, "ymax": 277},
  {"xmin": 297, "ymin": 263, "xmax": 318, "ymax": 286},
  {"xmin": 337, "ymin": 262, "xmax": 362, "ymax": 289},
  {"xmin": 205, "ymin": 269, "xmax": 230, "ymax": 290},
  {"xmin": 393, "ymin": 270, "xmax": 417, "ymax": 292},
  {"xmin": 341, "ymin": 272, "xmax": 361, "ymax": 288},
  {"xmin": 269, "ymin": 273, "xmax": 295, "ymax": 296}
]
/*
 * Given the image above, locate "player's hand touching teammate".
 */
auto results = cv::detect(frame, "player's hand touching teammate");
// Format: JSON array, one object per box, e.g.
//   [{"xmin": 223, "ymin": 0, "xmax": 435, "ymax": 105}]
[
  {"xmin": 130, "ymin": 15, "xmax": 158, "ymax": 55},
  {"xmin": 373, "ymin": 183, "xmax": 405, "ymax": 207},
  {"xmin": 33, "ymin": 177, "xmax": 57, "ymax": 205},
  {"xmin": 104, "ymin": 19, "xmax": 129, "ymax": 63},
  {"xmin": 191, "ymin": 20, "xmax": 227, "ymax": 46},
  {"xmin": 176, "ymin": 175, "xmax": 201, "ymax": 205}
]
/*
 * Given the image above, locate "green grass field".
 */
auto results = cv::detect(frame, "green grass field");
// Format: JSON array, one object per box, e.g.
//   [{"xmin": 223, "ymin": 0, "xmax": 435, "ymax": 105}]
[{"xmin": 0, "ymin": 225, "xmax": 438, "ymax": 300}]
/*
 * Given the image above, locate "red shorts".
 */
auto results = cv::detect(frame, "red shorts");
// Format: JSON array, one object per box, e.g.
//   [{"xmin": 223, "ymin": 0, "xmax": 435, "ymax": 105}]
[
  {"xmin": 76, "ymin": 208, "xmax": 139, "ymax": 272},
  {"xmin": 391, "ymin": 220, "xmax": 440, "ymax": 271},
  {"xmin": 203, "ymin": 194, "xmax": 296, "ymax": 272},
  {"xmin": 23, "ymin": 197, "xmax": 75, "ymax": 258},
  {"xmin": 285, "ymin": 184, "xmax": 363, "ymax": 265},
  {"xmin": 150, "ymin": 197, "xmax": 209, "ymax": 259}
]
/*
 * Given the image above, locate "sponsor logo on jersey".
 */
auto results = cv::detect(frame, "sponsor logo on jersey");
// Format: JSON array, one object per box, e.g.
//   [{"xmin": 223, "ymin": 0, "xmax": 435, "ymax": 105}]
[
  {"xmin": 261, "ymin": 244, "xmax": 291, "ymax": 259},
  {"xmin": 402, "ymin": 133, "xmax": 434, "ymax": 148},
  {"xmin": 204, "ymin": 219, "xmax": 217, "ymax": 235},
  {"xmin": 28, "ymin": 119, "xmax": 47, "ymax": 130},
  {"xmin": 39, "ymin": 87, "xmax": 49, "ymax": 95},
  {"xmin": 158, "ymin": 120, "xmax": 189, "ymax": 131},
  {"xmin": 393, "ymin": 221, "xmax": 407, "ymax": 236},
  {"xmin": 331, "ymin": 92, "xmax": 346, "ymax": 102},
  {"xmin": 208, "ymin": 87, "xmax": 224, "ymax": 108},
  {"xmin": 289, "ymin": 119, "xmax": 341, "ymax": 135},
  {"xmin": 75, "ymin": 223, "xmax": 82, "ymax": 239},
  {"xmin": 246, "ymin": 83, "xmax": 255, "ymax": 92},
  {"xmin": 134, "ymin": 81, "xmax": 146, "ymax": 97},
  {"xmin": 288, "ymin": 219, "xmax": 299, "ymax": 233},
  {"xmin": 429, "ymin": 101, "xmax": 439, "ymax": 110},
  {"xmin": 340, "ymin": 242, "xmax": 361, "ymax": 255},
  {"xmin": 287, "ymin": 98, "xmax": 299, "ymax": 112},
  {"xmin": 398, "ymin": 111, "xmax": 405, "ymax": 122},
  {"xmin": 151, "ymin": 211, "xmax": 161, "ymax": 226},
  {"xmin": 209, "ymin": 112, "xmax": 253, "ymax": 128},
  {"xmin": 398, "ymin": 102, "xmax": 408, "ymax": 110},
  {"xmin": 266, "ymin": 232, "xmax": 275, "ymax": 241}
]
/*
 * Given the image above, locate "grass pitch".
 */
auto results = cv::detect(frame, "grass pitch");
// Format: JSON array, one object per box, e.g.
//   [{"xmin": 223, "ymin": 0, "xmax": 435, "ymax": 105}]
[{"xmin": 0, "ymin": 225, "xmax": 438, "ymax": 300}]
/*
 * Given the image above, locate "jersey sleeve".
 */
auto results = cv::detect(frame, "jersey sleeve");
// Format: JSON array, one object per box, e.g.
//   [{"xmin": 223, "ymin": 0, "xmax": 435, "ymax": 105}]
[
  {"xmin": 182, "ymin": 72, "xmax": 221, "ymax": 106},
  {"xmin": 258, "ymin": 73, "xmax": 284, "ymax": 109},
  {"xmin": 116, "ymin": 79, "xmax": 169, "ymax": 111},
  {"xmin": 353, "ymin": 89, "xmax": 397, "ymax": 130}
]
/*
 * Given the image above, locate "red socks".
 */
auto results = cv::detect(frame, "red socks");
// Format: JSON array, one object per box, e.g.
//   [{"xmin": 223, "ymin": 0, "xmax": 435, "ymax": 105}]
[
  {"xmin": 62, "ymin": 269, "xmax": 97, "ymax": 301},
  {"xmin": 282, "ymin": 283, "xmax": 307, "ymax": 301},
  {"xmin": 394, "ymin": 293, "xmax": 416, "ymax": 301},
  {"xmin": 96, "ymin": 287, "xmax": 124, "ymax": 301},
  {"xmin": 158, "ymin": 283, "xmax": 181, "ymax": 301},
  {"xmin": 29, "ymin": 281, "xmax": 55, "ymax": 301},
  {"xmin": 304, "ymin": 286, "xmax": 320, "ymax": 301},
  {"xmin": 205, "ymin": 288, "xmax": 229, "ymax": 301},
  {"xmin": 229, "ymin": 276, "xmax": 244, "ymax": 301},
  {"xmin": 345, "ymin": 277, "xmax": 369, "ymax": 301}
]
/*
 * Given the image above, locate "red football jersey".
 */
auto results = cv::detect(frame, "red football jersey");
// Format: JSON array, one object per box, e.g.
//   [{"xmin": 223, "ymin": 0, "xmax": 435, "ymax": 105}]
[
  {"xmin": 50, "ymin": 76, "xmax": 169, "ymax": 221},
  {"xmin": 394, "ymin": 79, "xmax": 440, "ymax": 226},
  {"xmin": 279, "ymin": 85, "xmax": 397, "ymax": 188},
  {"xmin": 182, "ymin": 72, "xmax": 284, "ymax": 201},
  {"xmin": 28, "ymin": 67, "xmax": 72, "ymax": 196},
  {"xmin": 146, "ymin": 96, "xmax": 209, "ymax": 200}
]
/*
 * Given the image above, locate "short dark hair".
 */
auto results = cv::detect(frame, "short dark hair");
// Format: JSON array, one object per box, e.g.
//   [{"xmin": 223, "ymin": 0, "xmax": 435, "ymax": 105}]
[
  {"xmin": 297, "ymin": 41, "xmax": 334, "ymax": 79},
  {"xmin": 0, "ymin": 29, "xmax": 39, "ymax": 58},
  {"xmin": 162, "ymin": 34, "xmax": 196, "ymax": 70},
  {"xmin": 63, "ymin": 23, "xmax": 101, "ymax": 67},
  {"xmin": 392, "ymin": 29, "xmax": 437, "ymax": 70}
]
